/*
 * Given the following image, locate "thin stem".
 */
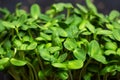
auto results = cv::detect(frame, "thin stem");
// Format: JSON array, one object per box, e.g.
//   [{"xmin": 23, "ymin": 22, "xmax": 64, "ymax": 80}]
[
  {"xmin": 27, "ymin": 62, "xmax": 39, "ymax": 80},
  {"xmin": 103, "ymin": 74, "xmax": 108, "ymax": 80},
  {"xmin": 8, "ymin": 67, "xmax": 21, "ymax": 80},
  {"xmin": 35, "ymin": 49, "xmax": 47, "ymax": 80},
  {"xmin": 79, "ymin": 57, "xmax": 92, "ymax": 80},
  {"xmin": 0, "ymin": 33, "xmax": 10, "ymax": 46},
  {"xmin": 28, "ymin": 29, "xmax": 33, "ymax": 38},
  {"xmin": 66, "ymin": 9, "xmax": 70, "ymax": 19},
  {"xmin": 35, "ymin": 49, "xmax": 44, "ymax": 70},
  {"xmin": 15, "ymin": 28, "xmax": 22, "ymax": 40},
  {"xmin": 98, "ymin": 73, "xmax": 101, "ymax": 80},
  {"xmin": 20, "ymin": 68, "xmax": 29, "ymax": 80},
  {"xmin": 27, "ymin": 64, "xmax": 35, "ymax": 80},
  {"xmin": 69, "ymin": 70, "xmax": 73, "ymax": 80}
]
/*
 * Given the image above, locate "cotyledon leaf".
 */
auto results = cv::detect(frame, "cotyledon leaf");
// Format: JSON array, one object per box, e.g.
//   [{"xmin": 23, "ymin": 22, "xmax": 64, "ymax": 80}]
[
  {"xmin": 86, "ymin": 0, "xmax": 97, "ymax": 13},
  {"xmin": 64, "ymin": 38, "xmax": 77, "ymax": 50},
  {"xmin": 52, "ymin": 62, "xmax": 67, "ymax": 69},
  {"xmin": 67, "ymin": 60, "xmax": 84, "ymax": 69},
  {"xmin": 10, "ymin": 58, "xmax": 27, "ymax": 66},
  {"xmin": 73, "ymin": 48, "xmax": 86, "ymax": 62},
  {"xmin": 0, "ymin": 58, "xmax": 9, "ymax": 65},
  {"xmin": 86, "ymin": 21, "xmax": 95, "ymax": 33},
  {"xmin": 88, "ymin": 40, "xmax": 107, "ymax": 64},
  {"xmin": 2, "ymin": 21, "xmax": 15, "ymax": 28},
  {"xmin": 30, "ymin": 4, "xmax": 41, "ymax": 19},
  {"xmin": 38, "ymin": 49, "xmax": 51, "ymax": 61},
  {"xmin": 112, "ymin": 29, "xmax": 120, "ymax": 41},
  {"xmin": 27, "ymin": 42, "xmax": 37, "ymax": 50}
]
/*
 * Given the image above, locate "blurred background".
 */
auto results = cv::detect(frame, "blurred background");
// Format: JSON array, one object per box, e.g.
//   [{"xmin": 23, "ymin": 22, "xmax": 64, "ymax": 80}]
[{"xmin": 0, "ymin": 0, "xmax": 120, "ymax": 14}]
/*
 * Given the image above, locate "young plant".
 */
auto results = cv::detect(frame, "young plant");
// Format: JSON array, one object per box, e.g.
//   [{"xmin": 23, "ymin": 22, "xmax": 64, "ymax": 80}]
[{"xmin": 0, "ymin": 0, "xmax": 120, "ymax": 80}]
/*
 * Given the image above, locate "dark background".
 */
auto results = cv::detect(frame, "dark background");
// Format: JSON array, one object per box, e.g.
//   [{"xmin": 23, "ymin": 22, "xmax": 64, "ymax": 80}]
[
  {"xmin": 0, "ymin": 0, "xmax": 120, "ymax": 14},
  {"xmin": 0, "ymin": 0, "xmax": 120, "ymax": 80}
]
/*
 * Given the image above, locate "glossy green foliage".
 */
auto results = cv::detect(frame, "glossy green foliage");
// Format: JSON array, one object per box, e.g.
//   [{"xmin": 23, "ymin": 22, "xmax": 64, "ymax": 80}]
[
  {"xmin": 0, "ymin": 0, "xmax": 120, "ymax": 80},
  {"xmin": 30, "ymin": 4, "xmax": 41, "ymax": 19}
]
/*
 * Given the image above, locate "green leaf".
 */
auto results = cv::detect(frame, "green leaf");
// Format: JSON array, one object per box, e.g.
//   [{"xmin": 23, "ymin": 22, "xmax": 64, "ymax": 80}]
[
  {"xmin": 22, "ymin": 36, "xmax": 33, "ymax": 42},
  {"xmin": 48, "ymin": 46, "xmax": 61, "ymax": 53},
  {"xmin": 45, "ymin": 43, "xmax": 52, "ymax": 48},
  {"xmin": 73, "ymin": 48, "xmax": 86, "ymax": 61},
  {"xmin": 106, "ymin": 24, "xmax": 114, "ymax": 30},
  {"xmin": 16, "ymin": 15, "xmax": 27, "ymax": 27},
  {"xmin": 0, "ymin": 58, "xmax": 9, "ymax": 65},
  {"xmin": 83, "ymin": 73, "xmax": 92, "ymax": 80},
  {"xmin": 0, "ymin": 8, "xmax": 10, "ymax": 17},
  {"xmin": 112, "ymin": 29, "xmax": 120, "ymax": 41},
  {"xmin": 116, "ymin": 48, "xmax": 120, "ymax": 56},
  {"xmin": 19, "ymin": 44, "xmax": 28, "ymax": 50},
  {"xmin": 39, "ymin": 13, "xmax": 51, "ymax": 21},
  {"xmin": 52, "ymin": 32, "xmax": 62, "ymax": 47},
  {"xmin": 16, "ymin": 9, "xmax": 27, "ymax": 17},
  {"xmin": 52, "ymin": 3, "xmax": 65, "ymax": 12},
  {"xmin": 88, "ymin": 40, "xmax": 107, "ymax": 64},
  {"xmin": 86, "ymin": 0, "xmax": 97, "ymax": 13},
  {"xmin": 52, "ymin": 62, "xmax": 67, "ymax": 69},
  {"xmin": 58, "ymin": 71, "xmax": 68, "ymax": 80},
  {"xmin": 66, "ymin": 25, "xmax": 79, "ymax": 38},
  {"xmin": 57, "ymin": 28, "xmax": 68, "ymax": 37},
  {"xmin": 79, "ymin": 19, "xmax": 87, "ymax": 30},
  {"xmin": 58, "ymin": 53, "xmax": 67, "ymax": 62},
  {"xmin": 104, "ymin": 50, "xmax": 116, "ymax": 56},
  {"xmin": 100, "ymin": 65, "xmax": 117, "ymax": 75},
  {"xmin": 10, "ymin": 58, "xmax": 27, "ymax": 66},
  {"xmin": 21, "ymin": 25, "xmax": 29, "ymax": 30},
  {"xmin": 64, "ymin": 3, "xmax": 73, "ymax": 9},
  {"xmin": 38, "ymin": 71, "xmax": 45, "ymax": 80},
  {"xmin": 0, "ymin": 47, "xmax": 5, "ymax": 55},
  {"xmin": 64, "ymin": 38, "xmax": 77, "ymax": 50},
  {"xmin": 27, "ymin": 42, "xmax": 37, "ymax": 50},
  {"xmin": 109, "ymin": 10, "xmax": 120, "ymax": 21},
  {"xmin": 39, "ymin": 49, "xmax": 51, "ymax": 61},
  {"xmin": 86, "ymin": 21, "xmax": 95, "ymax": 33},
  {"xmin": 105, "ymin": 42, "xmax": 117, "ymax": 50},
  {"xmin": 96, "ymin": 29, "xmax": 112, "ymax": 35},
  {"xmin": 13, "ymin": 39, "xmax": 22, "ymax": 48},
  {"xmin": 3, "ymin": 40, "xmax": 11, "ymax": 49},
  {"xmin": 0, "ymin": 65, "xmax": 4, "ymax": 70},
  {"xmin": 76, "ymin": 4, "xmax": 88, "ymax": 13},
  {"xmin": 67, "ymin": 60, "xmax": 83, "ymax": 69},
  {"xmin": 31, "ymin": 4, "xmax": 41, "ymax": 19},
  {"xmin": 2, "ymin": 21, "xmax": 15, "ymax": 28},
  {"xmin": 0, "ymin": 21, "xmax": 5, "ymax": 32},
  {"xmin": 40, "ymin": 32, "xmax": 51, "ymax": 41}
]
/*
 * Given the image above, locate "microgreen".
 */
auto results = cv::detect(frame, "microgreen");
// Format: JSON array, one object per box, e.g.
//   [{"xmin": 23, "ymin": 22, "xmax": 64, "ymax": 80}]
[{"xmin": 0, "ymin": 0, "xmax": 120, "ymax": 80}]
